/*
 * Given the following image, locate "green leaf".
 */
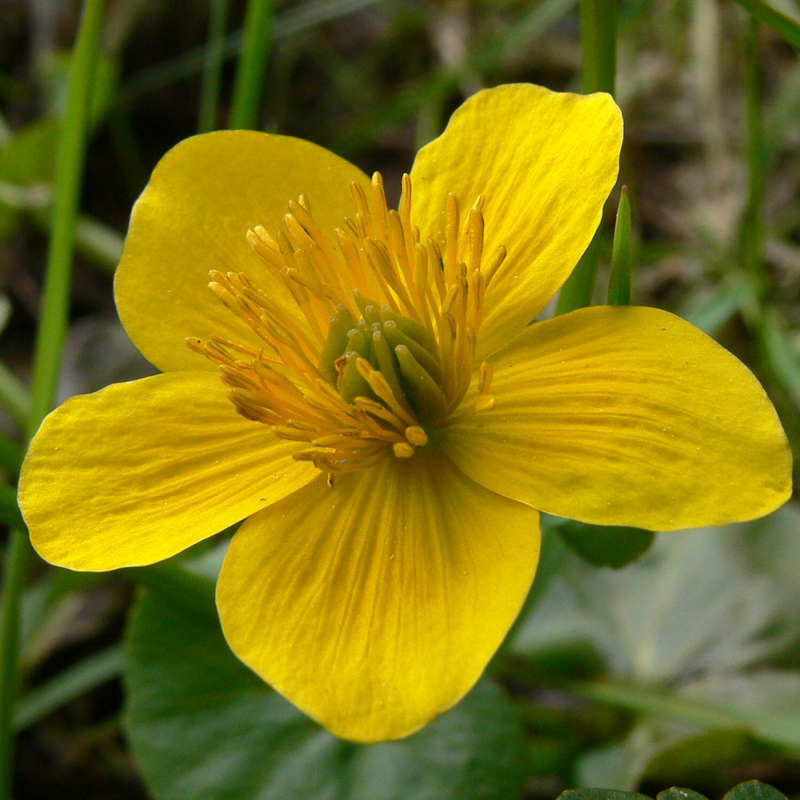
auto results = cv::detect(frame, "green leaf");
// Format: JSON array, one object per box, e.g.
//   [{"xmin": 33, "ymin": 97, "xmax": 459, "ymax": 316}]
[
  {"xmin": 683, "ymin": 670, "xmax": 800, "ymax": 751},
  {"xmin": 498, "ymin": 528, "xmax": 570, "ymax": 656},
  {"xmin": 608, "ymin": 187, "xmax": 632, "ymax": 306},
  {"xmin": 124, "ymin": 556, "xmax": 527, "ymax": 800},
  {"xmin": 555, "ymin": 519, "xmax": 655, "ymax": 569},
  {"xmin": 0, "ymin": 118, "xmax": 60, "ymax": 246},
  {"xmin": 723, "ymin": 782, "xmax": 788, "ymax": 800},
  {"xmin": 737, "ymin": 502, "xmax": 800, "ymax": 610},
  {"xmin": 559, "ymin": 790, "xmax": 651, "ymax": 800},
  {"xmin": 647, "ymin": 729, "xmax": 767, "ymax": 786},
  {"xmin": 0, "ymin": 118, "xmax": 60, "ymax": 185},
  {"xmin": 573, "ymin": 669, "xmax": 800, "ymax": 788},
  {"xmin": 657, "ymin": 789, "xmax": 709, "ymax": 800},
  {"xmin": 511, "ymin": 528, "xmax": 792, "ymax": 681}
]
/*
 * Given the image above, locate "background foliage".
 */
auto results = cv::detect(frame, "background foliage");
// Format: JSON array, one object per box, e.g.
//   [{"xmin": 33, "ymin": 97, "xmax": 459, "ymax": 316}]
[{"xmin": 2, "ymin": 0, "xmax": 800, "ymax": 798}]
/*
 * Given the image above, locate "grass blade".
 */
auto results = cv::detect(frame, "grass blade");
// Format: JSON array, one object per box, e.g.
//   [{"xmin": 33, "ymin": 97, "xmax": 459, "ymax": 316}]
[
  {"xmin": 229, "ymin": 0, "xmax": 274, "ymax": 130},
  {"xmin": 556, "ymin": 0, "xmax": 617, "ymax": 315},
  {"xmin": 198, "ymin": 0, "xmax": 230, "ymax": 133},
  {"xmin": 733, "ymin": 0, "xmax": 800, "ymax": 48},
  {"xmin": 14, "ymin": 646, "xmax": 123, "ymax": 731},
  {"xmin": 0, "ymin": 0, "xmax": 105, "ymax": 795},
  {"xmin": 607, "ymin": 187, "xmax": 632, "ymax": 305}
]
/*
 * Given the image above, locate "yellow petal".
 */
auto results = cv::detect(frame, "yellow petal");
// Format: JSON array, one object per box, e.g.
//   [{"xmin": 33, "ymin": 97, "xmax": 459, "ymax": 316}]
[
  {"xmin": 216, "ymin": 449, "xmax": 539, "ymax": 742},
  {"xmin": 441, "ymin": 306, "xmax": 792, "ymax": 530},
  {"xmin": 19, "ymin": 372, "xmax": 315, "ymax": 570},
  {"xmin": 115, "ymin": 131, "xmax": 371, "ymax": 373},
  {"xmin": 410, "ymin": 85, "xmax": 622, "ymax": 359}
]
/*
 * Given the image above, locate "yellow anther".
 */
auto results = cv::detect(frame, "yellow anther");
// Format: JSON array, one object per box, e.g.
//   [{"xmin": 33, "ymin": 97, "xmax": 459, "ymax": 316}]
[
  {"xmin": 349, "ymin": 181, "xmax": 372, "ymax": 235},
  {"xmin": 393, "ymin": 442, "xmax": 415, "ymax": 458},
  {"xmin": 474, "ymin": 394, "xmax": 495, "ymax": 412},
  {"xmin": 371, "ymin": 172, "xmax": 391, "ymax": 246},
  {"xmin": 483, "ymin": 245, "xmax": 506, "ymax": 287},
  {"xmin": 468, "ymin": 207, "xmax": 484, "ymax": 272},
  {"xmin": 404, "ymin": 426, "xmax": 428, "ymax": 446},
  {"xmin": 445, "ymin": 193, "xmax": 460, "ymax": 284},
  {"xmin": 478, "ymin": 361, "xmax": 493, "ymax": 394}
]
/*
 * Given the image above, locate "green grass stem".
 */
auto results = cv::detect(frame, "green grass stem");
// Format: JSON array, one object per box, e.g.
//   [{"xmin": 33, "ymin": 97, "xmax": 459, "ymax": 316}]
[
  {"xmin": 28, "ymin": 6, "xmax": 104, "ymax": 436},
  {"xmin": 0, "ymin": 0, "xmax": 104, "ymax": 795},
  {"xmin": 198, "ymin": 0, "xmax": 230, "ymax": 133},
  {"xmin": 608, "ymin": 187, "xmax": 632, "ymax": 305},
  {"xmin": 556, "ymin": 0, "xmax": 617, "ymax": 315},
  {"xmin": 571, "ymin": 679, "xmax": 800, "ymax": 750},
  {"xmin": 579, "ymin": 0, "xmax": 617, "ymax": 95},
  {"xmin": 555, "ymin": 233, "xmax": 605, "ymax": 315},
  {"xmin": 229, "ymin": 0, "xmax": 274, "ymax": 130},
  {"xmin": 14, "ymin": 645, "xmax": 123, "ymax": 731},
  {"xmin": 0, "ymin": 531, "xmax": 27, "ymax": 799},
  {"xmin": 733, "ymin": 0, "xmax": 800, "ymax": 48}
]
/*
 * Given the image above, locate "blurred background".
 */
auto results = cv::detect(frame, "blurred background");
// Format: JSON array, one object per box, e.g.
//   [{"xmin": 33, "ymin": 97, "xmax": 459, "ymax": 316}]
[{"xmin": 2, "ymin": 0, "xmax": 800, "ymax": 798}]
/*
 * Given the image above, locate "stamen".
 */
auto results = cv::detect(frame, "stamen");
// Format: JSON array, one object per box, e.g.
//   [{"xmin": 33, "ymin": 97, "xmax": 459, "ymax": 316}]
[
  {"xmin": 404, "ymin": 425, "xmax": 428, "ymax": 446},
  {"xmin": 189, "ymin": 172, "xmax": 503, "ymax": 476},
  {"xmin": 483, "ymin": 245, "xmax": 506, "ymax": 287},
  {"xmin": 370, "ymin": 173, "xmax": 391, "ymax": 246}
]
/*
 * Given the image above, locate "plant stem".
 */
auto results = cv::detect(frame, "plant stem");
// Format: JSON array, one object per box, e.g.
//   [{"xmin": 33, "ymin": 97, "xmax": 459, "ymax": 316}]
[
  {"xmin": 733, "ymin": 0, "xmax": 800, "ymax": 49},
  {"xmin": 556, "ymin": 0, "xmax": 617, "ymax": 315},
  {"xmin": 579, "ymin": 0, "xmax": 617, "ymax": 95},
  {"xmin": 198, "ymin": 0, "xmax": 230, "ymax": 133},
  {"xmin": 0, "ymin": 0, "xmax": 104, "ymax": 795},
  {"xmin": 229, "ymin": 0, "xmax": 274, "ymax": 130},
  {"xmin": 607, "ymin": 186, "xmax": 632, "ymax": 305}
]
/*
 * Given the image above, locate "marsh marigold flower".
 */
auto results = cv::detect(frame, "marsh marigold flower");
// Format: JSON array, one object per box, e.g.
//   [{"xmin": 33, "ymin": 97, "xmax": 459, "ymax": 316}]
[{"xmin": 19, "ymin": 85, "xmax": 792, "ymax": 742}]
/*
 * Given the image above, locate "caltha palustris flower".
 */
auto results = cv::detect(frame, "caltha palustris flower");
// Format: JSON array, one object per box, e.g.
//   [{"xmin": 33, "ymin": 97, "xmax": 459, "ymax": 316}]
[{"xmin": 19, "ymin": 84, "xmax": 792, "ymax": 742}]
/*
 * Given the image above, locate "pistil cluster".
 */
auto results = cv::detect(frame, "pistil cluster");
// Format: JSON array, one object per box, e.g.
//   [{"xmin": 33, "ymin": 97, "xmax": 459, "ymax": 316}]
[{"xmin": 187, "ymin": 172, "xmax": 503, "ymax": 476}]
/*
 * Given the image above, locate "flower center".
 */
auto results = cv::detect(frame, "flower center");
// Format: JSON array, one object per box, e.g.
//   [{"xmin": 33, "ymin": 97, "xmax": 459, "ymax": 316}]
[{"xmin": 186, "ymin": 172, "xmax": 504, "ymax": 477}]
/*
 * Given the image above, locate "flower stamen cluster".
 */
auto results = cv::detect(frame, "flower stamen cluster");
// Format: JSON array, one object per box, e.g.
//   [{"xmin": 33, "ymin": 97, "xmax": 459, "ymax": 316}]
[{"xmin": 186, "ymin": 172, "xmax": 503, "ymax": 475}]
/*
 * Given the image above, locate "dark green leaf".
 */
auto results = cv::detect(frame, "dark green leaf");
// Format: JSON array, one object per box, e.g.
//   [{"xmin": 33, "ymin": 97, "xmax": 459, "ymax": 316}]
[
  {"xmin": 559, "ymin": 790, "xmax": 652, "ymax": 800},
  {"xmin": 556, "ymin": 520, "xmax": 655, "ymax": 569},
  {"xmin": 722, "ymin": 782, "xmax": 788, "ymax": 800},
  {"xmin": 657, "ymin": 789, "xmax": 709, "ymax": 800},
  {"xmin": 125, "ymin": 574, "xmax": 527, "ymax": 800},
  {"xmin": 512, "ymin": 529, "xmax": 789, "ymax": 681}
]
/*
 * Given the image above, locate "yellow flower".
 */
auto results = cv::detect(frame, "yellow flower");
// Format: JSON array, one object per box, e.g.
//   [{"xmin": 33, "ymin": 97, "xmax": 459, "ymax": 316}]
[{"xmin": 18, "ymin": 85, "xmax": 791, "ymax": 743}]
